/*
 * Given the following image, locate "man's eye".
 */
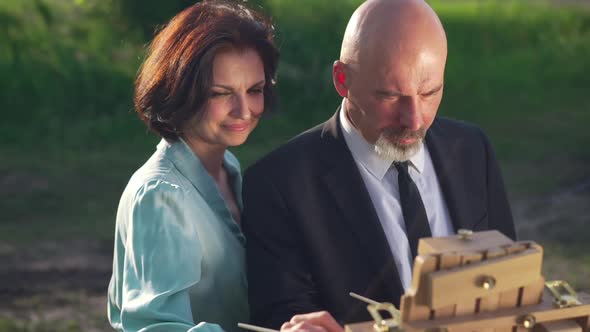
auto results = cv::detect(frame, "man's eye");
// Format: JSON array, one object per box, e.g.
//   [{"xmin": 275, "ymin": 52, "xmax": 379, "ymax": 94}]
[
  {"xmin": 249, "ymin": 88, "xmax": 264, "ymax": 95},
  {"xmin": 377, "ymin": 94, "xmax": 398, "ymax": 100}
]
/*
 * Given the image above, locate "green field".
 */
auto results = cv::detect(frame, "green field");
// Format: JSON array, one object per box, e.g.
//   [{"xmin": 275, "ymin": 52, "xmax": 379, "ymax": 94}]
[{"xmin": 1, "ymin": 0, "xmax": 589, "ymax": 331}]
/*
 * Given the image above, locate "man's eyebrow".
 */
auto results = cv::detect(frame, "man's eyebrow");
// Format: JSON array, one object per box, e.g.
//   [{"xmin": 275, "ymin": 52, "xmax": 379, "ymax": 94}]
[
  {"xmin": 423, "ymin": 84, "xmax": 443, "ymax": 95},
  {"xmin": 375, "ymin": 89, "xmax": 403, "ymax": 97}
]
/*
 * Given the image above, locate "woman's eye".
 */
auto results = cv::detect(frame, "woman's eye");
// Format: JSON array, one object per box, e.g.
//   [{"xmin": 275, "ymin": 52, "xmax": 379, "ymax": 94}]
[
  {"xmin": 249, "ymin": 88, "xmax": 264, "ymax": 95},
  {"xmin": 211, "ymin": 91, "xmax": 231, "ymax": 98}
]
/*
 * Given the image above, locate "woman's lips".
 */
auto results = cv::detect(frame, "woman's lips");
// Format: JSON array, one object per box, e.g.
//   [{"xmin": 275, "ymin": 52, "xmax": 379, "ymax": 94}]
[{"xmin": 223, "ymin": 123, "xmax": 250, "ymax": 132}]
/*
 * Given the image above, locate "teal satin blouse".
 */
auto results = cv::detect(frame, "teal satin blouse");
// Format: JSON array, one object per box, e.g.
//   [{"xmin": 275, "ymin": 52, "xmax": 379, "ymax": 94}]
[{"xmin": 108, "ymin": 138, "xmax": 248, "ymax": 332}]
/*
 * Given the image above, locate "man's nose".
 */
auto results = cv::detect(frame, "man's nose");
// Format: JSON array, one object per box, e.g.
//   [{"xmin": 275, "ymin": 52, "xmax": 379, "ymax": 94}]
[{"xmin": 399, "ymin": 97, "xmax": 422, "ymax": 130}]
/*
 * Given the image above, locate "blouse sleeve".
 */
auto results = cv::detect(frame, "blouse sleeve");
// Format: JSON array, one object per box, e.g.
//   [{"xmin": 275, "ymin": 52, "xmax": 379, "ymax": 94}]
[{"xmin": 114, "ymin": 180, "xmax": 225, "ymax": 332}]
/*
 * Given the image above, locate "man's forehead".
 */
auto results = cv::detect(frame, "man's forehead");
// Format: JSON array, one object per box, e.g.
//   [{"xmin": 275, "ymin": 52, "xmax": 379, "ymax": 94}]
[{"xmin": 362, "ymin": 49, "xmax": 443, "ymax": 76}]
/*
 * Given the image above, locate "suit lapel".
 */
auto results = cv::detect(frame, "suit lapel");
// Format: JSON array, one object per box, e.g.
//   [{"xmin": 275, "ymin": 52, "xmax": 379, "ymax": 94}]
[
  {"xmin": 426, "ymin": 119, "xmax": 477, "ymax": 232},
  {"xmin": 318, "ymin": 110, "xmax": 403, "ymax": 301}
]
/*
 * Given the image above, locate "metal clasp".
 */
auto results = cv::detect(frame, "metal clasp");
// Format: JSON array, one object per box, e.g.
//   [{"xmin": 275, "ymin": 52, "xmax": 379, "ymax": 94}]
[
  {"xmin": 367, "ymin": 302, "xmax": 401, "ymax": 332},
  {"xmin": 545, "ymin": 280, "xmax": 581, "ymax": 308},
  {"xmin": 457, "ymin": 229, "xmax": 473, "ymax": 241}
]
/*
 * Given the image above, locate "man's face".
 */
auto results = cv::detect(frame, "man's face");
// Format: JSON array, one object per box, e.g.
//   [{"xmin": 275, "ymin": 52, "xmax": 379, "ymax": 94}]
[{"xmin": 345, "ymin": 45, "xmax": 446, "ymax": 161}]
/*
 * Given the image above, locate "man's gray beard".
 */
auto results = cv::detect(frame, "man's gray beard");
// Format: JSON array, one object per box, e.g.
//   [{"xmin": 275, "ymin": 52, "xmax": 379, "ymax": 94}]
[{"xmin": 374, "ymin": 134, "xmax": 423, "ymax": 162}]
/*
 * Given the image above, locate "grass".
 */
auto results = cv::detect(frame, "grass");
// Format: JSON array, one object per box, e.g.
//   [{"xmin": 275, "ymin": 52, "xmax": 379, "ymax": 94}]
[
  {"xmin": 1, "ymin": 0, "xmax": 588, "ymax": 242},
  {"xmin": 0, "ymin": 317, "xmax": 87, "ymax": 332}
]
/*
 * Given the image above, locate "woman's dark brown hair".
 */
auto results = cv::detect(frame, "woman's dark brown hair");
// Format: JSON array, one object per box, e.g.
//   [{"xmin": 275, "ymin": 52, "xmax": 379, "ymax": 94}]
[{"xmin": 134, "ymin": 0, "xmax": 279, "ymax": 140}]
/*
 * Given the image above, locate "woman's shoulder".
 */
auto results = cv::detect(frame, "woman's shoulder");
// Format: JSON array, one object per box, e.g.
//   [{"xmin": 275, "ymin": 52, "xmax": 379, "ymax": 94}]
[
  {"xmin": 115, "ymin": 167, "xmax": 196, "ymax": 241},
  {"xmin": 128, "ymin": 148, "xmax": 190, "ymax": 190},
  {"xmin": 117, "ymin": 153, "xmax": 190, "ymax": 213}
]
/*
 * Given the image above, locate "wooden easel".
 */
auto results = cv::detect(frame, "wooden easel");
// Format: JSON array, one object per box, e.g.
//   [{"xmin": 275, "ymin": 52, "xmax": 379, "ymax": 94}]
[{"xmin": 345, "ymin": 230, "xmax": 590, "ymax": 332}]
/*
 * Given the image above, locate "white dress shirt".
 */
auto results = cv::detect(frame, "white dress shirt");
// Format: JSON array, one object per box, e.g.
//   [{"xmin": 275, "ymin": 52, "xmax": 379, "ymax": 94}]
[{"xmin": 339, "ymin": 107, "xmax": 454, "ymax": 291}]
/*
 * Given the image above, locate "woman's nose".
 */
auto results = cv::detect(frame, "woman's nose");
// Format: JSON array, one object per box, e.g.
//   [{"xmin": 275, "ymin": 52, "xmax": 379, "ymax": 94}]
[{"xmin": 232, "ymin": 94, "xmax": 250, "ymax": 119}]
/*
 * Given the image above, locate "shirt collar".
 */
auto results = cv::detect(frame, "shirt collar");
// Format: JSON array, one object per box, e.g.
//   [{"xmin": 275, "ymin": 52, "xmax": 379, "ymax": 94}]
[
  {"xmin": 156, "ymin": 138, "xmax": 242, "ymax": 203},
  {"xmin": 339, "ymin": 100, "xmax": 425, "ymax": 180}
]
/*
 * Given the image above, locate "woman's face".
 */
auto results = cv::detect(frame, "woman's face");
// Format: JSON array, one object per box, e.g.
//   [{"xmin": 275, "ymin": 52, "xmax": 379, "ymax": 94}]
[{"xmin": 184, "ymin": 47, "xmax": 266, "ymax": 150}]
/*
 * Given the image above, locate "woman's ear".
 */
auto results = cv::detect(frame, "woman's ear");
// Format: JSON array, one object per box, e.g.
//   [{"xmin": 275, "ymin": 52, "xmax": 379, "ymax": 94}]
[{"xmin": 332, "ymin": 61, "xmax": 349, "ymax": 98}]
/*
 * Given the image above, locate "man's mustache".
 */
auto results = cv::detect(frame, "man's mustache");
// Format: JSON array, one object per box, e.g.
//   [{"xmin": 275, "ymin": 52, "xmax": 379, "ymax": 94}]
[{"xmin": 381, "ymin": 128, "xmax": 426, "ymax": 140}]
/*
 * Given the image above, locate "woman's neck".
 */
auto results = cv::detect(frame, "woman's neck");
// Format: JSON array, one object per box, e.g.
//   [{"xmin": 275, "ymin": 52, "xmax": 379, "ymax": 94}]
[{"xmin": 183, "ymin": 137, "xmax": 226, "ymax": 181}]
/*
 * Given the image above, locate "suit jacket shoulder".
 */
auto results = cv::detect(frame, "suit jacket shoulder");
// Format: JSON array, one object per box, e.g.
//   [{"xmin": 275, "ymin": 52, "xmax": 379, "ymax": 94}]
[{"xmin": 245, "ymin": 121, "xmax": 330, "ymax": 181}]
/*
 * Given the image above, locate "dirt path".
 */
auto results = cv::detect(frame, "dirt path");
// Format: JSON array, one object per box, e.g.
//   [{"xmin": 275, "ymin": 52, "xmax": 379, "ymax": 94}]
[
  {"xmin": 0, "ymin": 241, "xmax": 112, "ymax": 331},
  {"xmin": 1, "ymin": 179, "xmax": 588, "ymax": 331}
]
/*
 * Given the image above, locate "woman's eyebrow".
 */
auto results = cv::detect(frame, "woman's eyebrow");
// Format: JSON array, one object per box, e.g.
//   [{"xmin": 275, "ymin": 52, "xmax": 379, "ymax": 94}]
[
  {"xmin": 211, "ymin": 84, "xmax": 233, "ymax": 90},
  {"xmin": 249, "ymin": 80, "xmax": 266, "ymax": 87}
]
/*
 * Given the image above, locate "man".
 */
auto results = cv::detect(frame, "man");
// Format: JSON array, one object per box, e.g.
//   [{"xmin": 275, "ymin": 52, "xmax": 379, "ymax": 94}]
[{"xmin": 243, "ymin": 0, "xmax": 516, "ymax": 329}]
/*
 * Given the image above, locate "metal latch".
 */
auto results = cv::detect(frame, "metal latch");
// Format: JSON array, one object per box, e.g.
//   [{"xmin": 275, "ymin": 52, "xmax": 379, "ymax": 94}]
[
  {"xmin": 545, "ymin": 280, "xmax": 581, "ymax": 308},
  {"xmin": 367, "ymin": 302, "xmax": 402, "ymax": 332}
]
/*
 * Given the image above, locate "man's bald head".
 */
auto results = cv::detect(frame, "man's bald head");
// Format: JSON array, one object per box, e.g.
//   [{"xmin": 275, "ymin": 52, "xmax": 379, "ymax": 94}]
[
  {"xmin": 332, "ymin": 0, "xmax": 449, "ymax": 161},
  {"xmin": 340, "ymin": 0, "xmax": 447, "ymax": 65}
]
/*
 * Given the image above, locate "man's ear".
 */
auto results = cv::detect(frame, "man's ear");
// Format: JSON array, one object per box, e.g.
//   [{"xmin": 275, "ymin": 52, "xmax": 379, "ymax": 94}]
[{"xmin": 332, "ymin": 61, "xmax": 349, "ymax": 98}]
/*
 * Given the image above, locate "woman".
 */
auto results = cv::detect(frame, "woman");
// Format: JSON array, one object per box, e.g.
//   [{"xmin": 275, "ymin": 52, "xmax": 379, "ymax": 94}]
[{"xmin": 107, "ymin": 1, "xmax": 278, "ymax": 331}]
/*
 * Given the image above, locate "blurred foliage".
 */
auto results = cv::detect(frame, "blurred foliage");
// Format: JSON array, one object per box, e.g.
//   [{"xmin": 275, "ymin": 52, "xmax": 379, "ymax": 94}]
[
  {"xmin": 117, "ymin": 0, "xmax": 193, "ymax": 38},
  {"xmin": 0, "ymin": 0, "xmax": 589, "ymax": 242},
  {"xmin": 0, "ymin": 0, "xmax": 141, "ymax": 152},
  {"xmin": 113, "ymin": 0, "xmax": 271, "ymax": 39}
]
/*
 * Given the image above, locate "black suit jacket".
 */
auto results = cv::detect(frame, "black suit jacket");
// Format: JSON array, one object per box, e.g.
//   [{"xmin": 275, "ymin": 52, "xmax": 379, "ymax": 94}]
[{"xmin": 242, "ymin": 111, "xmax": 516, "ymax": 328}]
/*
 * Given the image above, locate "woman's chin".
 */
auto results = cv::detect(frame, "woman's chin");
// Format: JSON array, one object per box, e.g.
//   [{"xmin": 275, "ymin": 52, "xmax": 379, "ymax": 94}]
[{"xmin": 223, "ymin": 134, "xmax": 251, "ymax": 147}]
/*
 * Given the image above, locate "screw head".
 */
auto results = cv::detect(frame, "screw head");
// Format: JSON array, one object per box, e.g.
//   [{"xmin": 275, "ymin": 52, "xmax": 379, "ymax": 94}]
[
  {"xmin": 522, "ymin": 315, "xmax": 536, "ymax": 329},
  {"xmin": 481, "ymin": 276, "xmax": 496, "ymax": 290}
]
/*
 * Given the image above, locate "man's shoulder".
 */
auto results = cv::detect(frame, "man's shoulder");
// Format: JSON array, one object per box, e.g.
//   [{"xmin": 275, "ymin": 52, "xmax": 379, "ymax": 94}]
[
  {"xmin": 246, "ymin": 122, "xmax": 326, "ymax": 177},
  {"xmin": 432, "ymin": 116, "xmax": 483, "ymax": 133},
  {"xmin": 430, "ymin": 116, "xmax": 488, "ymax": 142},
  {"xmin": 428, "ymin": 116, "xmax": 496, "ymax": 160}
]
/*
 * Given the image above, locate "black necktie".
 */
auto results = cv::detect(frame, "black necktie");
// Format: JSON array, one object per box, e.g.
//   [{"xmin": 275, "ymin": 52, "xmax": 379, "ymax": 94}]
[{"xmin": 394, "ymin": 161, "xmax": 432, "ymax": 261}]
